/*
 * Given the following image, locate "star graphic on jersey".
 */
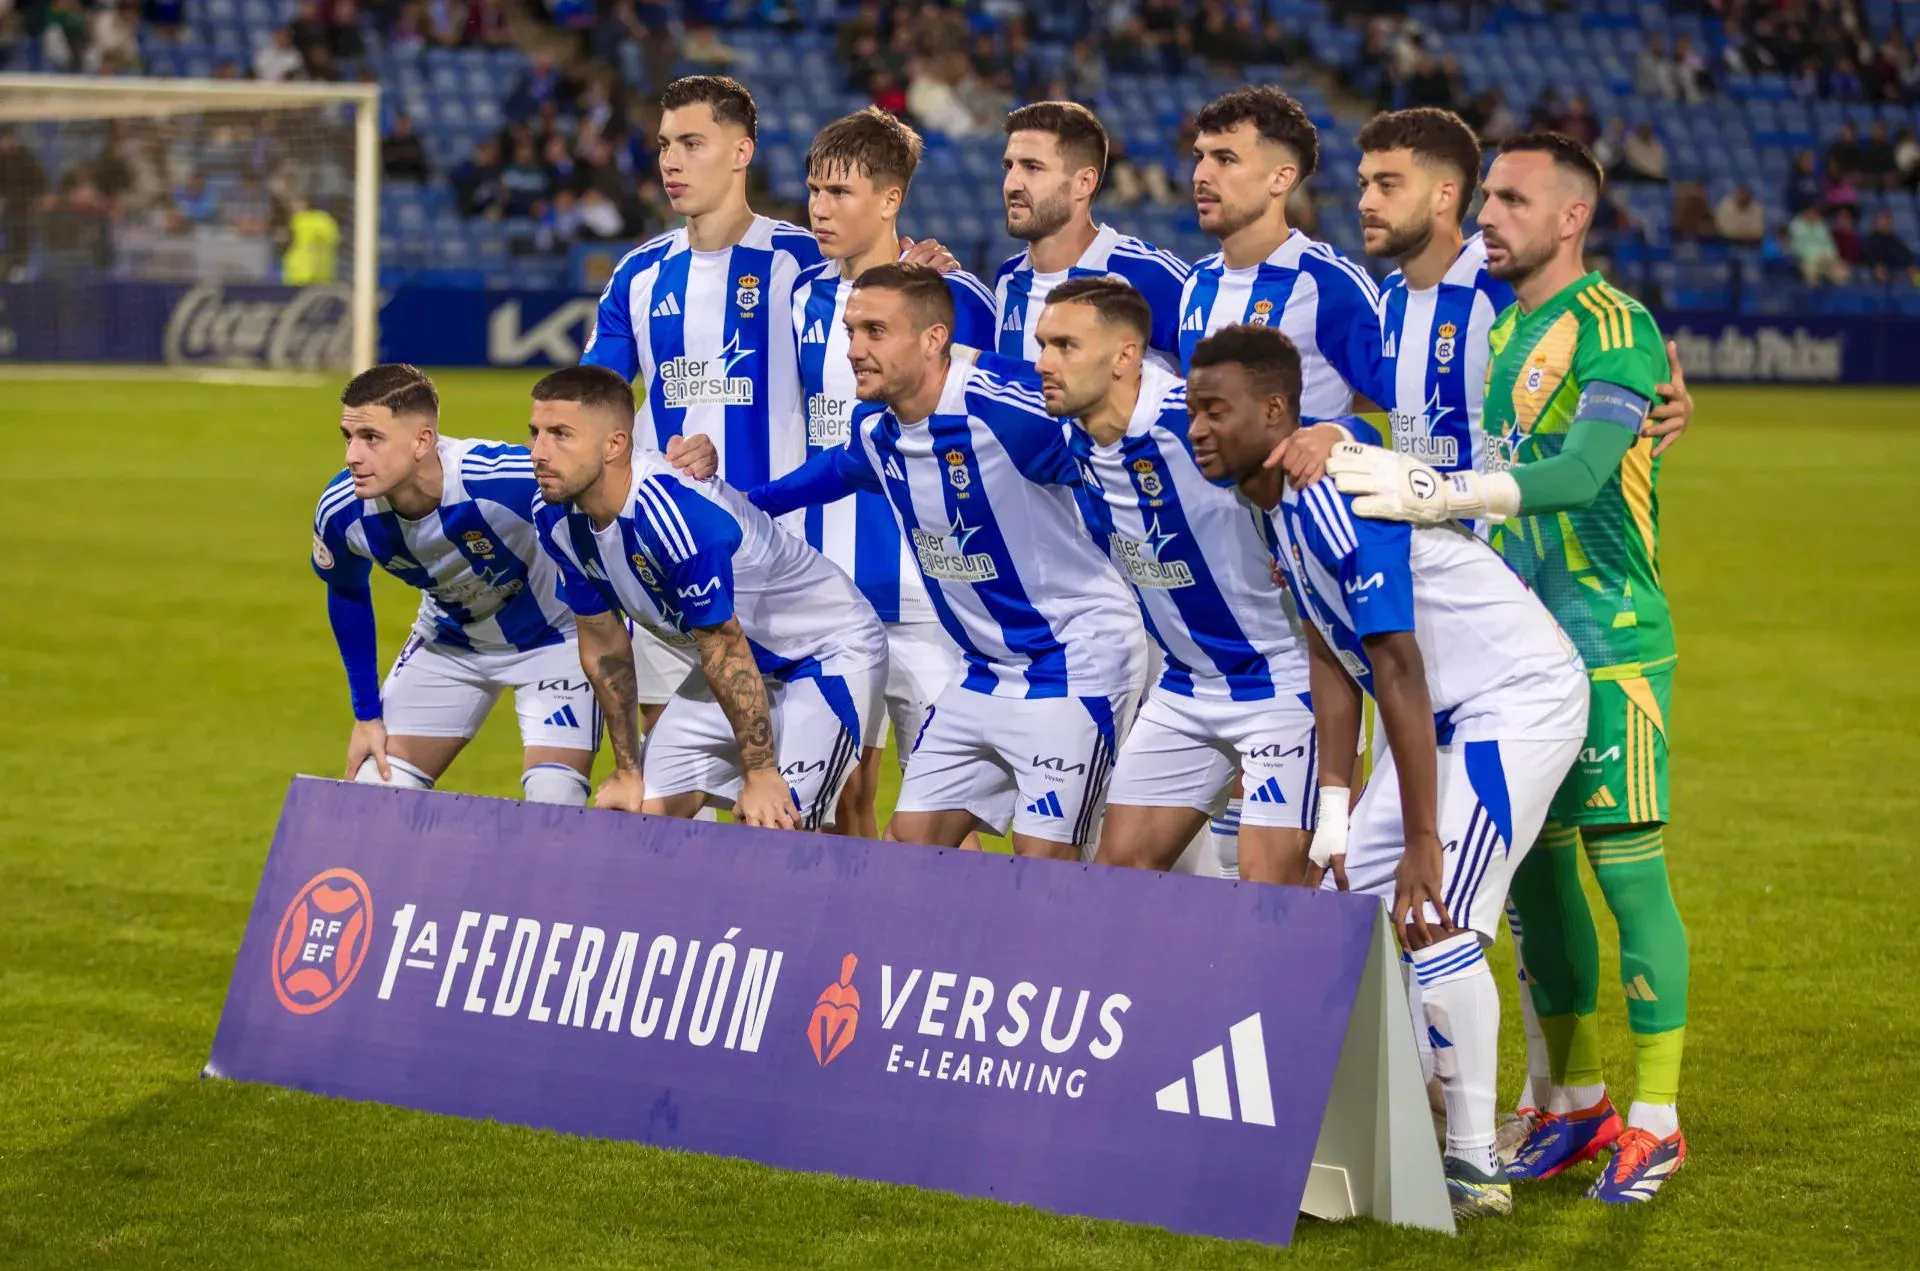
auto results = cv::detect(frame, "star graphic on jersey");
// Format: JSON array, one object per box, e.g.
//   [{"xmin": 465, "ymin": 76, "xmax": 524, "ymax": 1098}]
[
  {"xmin": 1142, "ymin": 514, "xmax": 1178, "ymax": 561},
  {"xmin": 939, "ymin": 514, "xmax": 980, "ymax": 555},
  {"xmin": 1418, "ymin": 386, "xmax": 1453, "ymax": 435},
  {"xmin": 715, "ymin": 331, "xmax": 756, "ymax": 377}
]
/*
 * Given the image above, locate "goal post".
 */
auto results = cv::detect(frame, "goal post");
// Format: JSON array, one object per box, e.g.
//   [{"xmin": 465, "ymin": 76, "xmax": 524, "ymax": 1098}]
[{"xmin": 0, "ymin": 74, "xmax": 379, "ymax": 375}]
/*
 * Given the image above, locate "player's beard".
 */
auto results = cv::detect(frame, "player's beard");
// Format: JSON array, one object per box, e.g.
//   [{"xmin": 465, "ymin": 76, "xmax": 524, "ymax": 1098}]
[
  {"xmin": 1041, "ymin": 374, "xmax": 1105, "ymax": 421},
  {"xmin": 1485, "ymin": 231, "xmax": 1556, "ymax": 284},
  {"xmin": 1199, "ymin": 190, "xmax": 1268, "ymax": 242},
  {"xmin": 1006, "ymin": 188, "xmax": 1072, "ymax": 241},
  {"xmin": 535, "ymin": 462, "xmax": 597, "ymax": 504},
  {"xmin": 1367, "ymin": 213, "xmax": 1433, "ymax": 261}
]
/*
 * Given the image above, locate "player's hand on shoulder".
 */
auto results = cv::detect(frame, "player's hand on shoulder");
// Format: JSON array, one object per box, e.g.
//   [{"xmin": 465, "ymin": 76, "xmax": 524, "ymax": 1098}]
[
  {"xmin": 1266, "ymin": 422, "xmax": 1351, "ymax": 489},
  {"xmin": 735, "ymin": 768, "xmax": 801, "ymax": 830},
  {"xmin": 898, "ymin": 236, "xmax": 960, "ymax": 274},
  {"xmin": 1328, "ymin": 443, "xmax": 1450, "ymax": 525},
  {"xmin": 347, "ymin": 718, "xmax": 389, "ymax": 781},
  {"xmin": 1643, "ymin": 338, "xmax": 1693, "ymax": 458},
  {"xmin": 594, "ymin": 769, "xmax": 647, "ymax": 813},
  {"xmin": 665, "ymin": 432, "xmax": 719, "ymax": 481}
]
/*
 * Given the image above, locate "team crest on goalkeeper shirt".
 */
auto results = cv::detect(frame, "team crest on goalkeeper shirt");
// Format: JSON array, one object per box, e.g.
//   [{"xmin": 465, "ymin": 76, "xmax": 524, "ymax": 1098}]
[{"xmin": 1511, "ymin": 311, "xmax": 1580, "ymax": 429}]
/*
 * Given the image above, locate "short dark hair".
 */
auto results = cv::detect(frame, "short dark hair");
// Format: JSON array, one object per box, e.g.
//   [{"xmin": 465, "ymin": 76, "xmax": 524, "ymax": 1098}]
[
  {"xmin": 1188, "ymin": 325, "xmax": 1302, "ymax": 419},
  {"xmin": 341, "ymin": 363, "xmax": 438, "ymax": 419},
  {"xmin": 1357, "ymin": 107, "xmax": 1484, "ymax": 214},
  {"xmin": 807, "ymin": 106, "xmax": 923, "ymax": 191},
  {"xmin": 532, "ymin": 364, "xmax": 636, "ymax": 419},
  {"xmin": 1191, "ymin": 87, "xmax": 1318, "ymax": 180},
  {"xmin": 851, "ymin": 261, "xmax": 955, "ymax": 335},
  {"xmin": 660, "ymin": 74, "xmax": 757, "ymax": 141},
  {"xmin": 1044, "ymin": 275, "xmax": 1152, "ymax": 342},
  {"xmin": 1499, "ymin": 130, "xmax": 1605, "ymax": 197},
  {"xmin": 1004, "ymin": 101, "xmax": 1110, "ymax": 185}
]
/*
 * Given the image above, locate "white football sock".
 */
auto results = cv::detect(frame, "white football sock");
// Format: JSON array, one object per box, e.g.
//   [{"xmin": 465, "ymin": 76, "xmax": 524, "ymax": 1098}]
[
  {"xmin": 354, "ymin": 756, "xmax": 433, "ymax": 789},
  {"xmin": 521, "ymin": 763, "xmax": 590, "ymax": 806},
  {"xmin": 1627, "ymin": 1101, "xmax": 1679, "ymax": 1138},
  {"xmin": 1210, "ymin": 799, "xmax": 1242, "ymax": 879},
  {"xmin": 695, "ymin": 805, "xmax": 720, "ymax": 822},
  {"xmin": 1413, "ymin": 932, "xmax": 1500, "ymax": 1173},
  {"xmin": 1505, "ymin": 901, "xmax": 1552, "ymax": 1110},
  {"xmin": 1402, "ymin": 952, "xmax": 1435, "ymax": 1084},
  {"xmin": 1547, "ymin": 1083, "xmax": 1610, "ymax": 1115}
]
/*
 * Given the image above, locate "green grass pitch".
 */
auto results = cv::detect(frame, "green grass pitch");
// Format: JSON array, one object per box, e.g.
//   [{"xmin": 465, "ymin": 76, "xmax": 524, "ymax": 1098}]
[{"xmin": 1, "ymin": 371, "xmax": 1914, "ymax": 1269}]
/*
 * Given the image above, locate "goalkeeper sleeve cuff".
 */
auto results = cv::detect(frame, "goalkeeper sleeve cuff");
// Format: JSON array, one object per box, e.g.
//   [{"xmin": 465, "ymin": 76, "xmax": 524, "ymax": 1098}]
[{"xmin": 1444, "ymin": 469, "xmax": 1524, "ymax": 523}]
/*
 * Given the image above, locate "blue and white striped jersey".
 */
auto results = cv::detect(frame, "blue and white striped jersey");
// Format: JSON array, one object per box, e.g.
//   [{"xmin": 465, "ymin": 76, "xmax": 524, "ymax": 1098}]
[
  {"xmin": 580, "ymin": 215, "xmax": 824, "ymax": 490},
  {"xmin": 533, "ymin": 451, "xmax": 885, "ymax": 685},
  {"xmin": 1377, "ymin": 234, "xmax": 1515, "ymax": 474},
  {"xmin": 1265, "ymin": 419, "xmax": 1586, "ymax": 743},
  {"xmin": 791, "ymin": 260, "xmax": 997, "ymax": 624},
  {"xmin": 1176, "ymin": 228, "xmax": 1384, "ymax": 415},
  {"xmin": 992, "ymin": 224, "xmax": 1191, "ymax": 367},
  {"xmin": 1070, "ymin": 362, "xmax": 1309, "ymax": 701},
  {"xmin": 311, "ymin": 436, "xmax": 573, "ymax": 653},
  {"xmin": 751, "ymin": 348, "xmax": 1146, "ymax": 699}
]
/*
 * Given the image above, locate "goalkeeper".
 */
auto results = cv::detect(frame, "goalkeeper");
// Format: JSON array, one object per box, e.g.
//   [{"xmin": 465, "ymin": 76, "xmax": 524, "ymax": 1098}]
[{"xmin": 1311, "ymin": 133, "xmax": 1691, "ymax": 1205}]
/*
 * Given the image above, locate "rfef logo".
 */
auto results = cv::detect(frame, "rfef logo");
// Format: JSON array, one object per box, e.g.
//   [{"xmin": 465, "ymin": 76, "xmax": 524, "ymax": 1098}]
[
  {"xmin": 808, "ymin": 953, "xmax": 860, "ymax": 1066},
  {"xmin": 272, "ymin": 868, "xmax": 375, "ymax": 1015}
]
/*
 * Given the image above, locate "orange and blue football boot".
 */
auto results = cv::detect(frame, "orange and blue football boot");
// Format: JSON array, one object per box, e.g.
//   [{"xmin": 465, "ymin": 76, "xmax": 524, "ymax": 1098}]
[
  {"xmin": 1505, "ymin": 1097, "xmax": 1623, "ymax": 1180},
  {"xmin": 1585, "ymin": 1127, "xmax": 1686, "ymax": 1203}
]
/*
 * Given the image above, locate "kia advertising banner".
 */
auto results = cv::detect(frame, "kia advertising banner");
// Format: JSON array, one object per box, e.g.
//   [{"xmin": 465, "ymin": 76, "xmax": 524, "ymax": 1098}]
[{"xmin": 208, "ymin": 779, "xmax": 1448, "ymax": 1246}]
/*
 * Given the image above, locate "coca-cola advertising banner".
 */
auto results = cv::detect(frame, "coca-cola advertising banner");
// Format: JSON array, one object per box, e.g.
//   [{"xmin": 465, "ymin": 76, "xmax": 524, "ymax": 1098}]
[{"xmin": 208, "ymin": 778, "xmax": 1388, "ymax": 1247}]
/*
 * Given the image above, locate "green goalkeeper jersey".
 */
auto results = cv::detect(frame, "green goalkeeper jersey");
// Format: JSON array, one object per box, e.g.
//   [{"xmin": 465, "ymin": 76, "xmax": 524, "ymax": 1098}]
[{"xmin": 1482, "ymin": 272, "xmax": 1675, "ymax": 678}]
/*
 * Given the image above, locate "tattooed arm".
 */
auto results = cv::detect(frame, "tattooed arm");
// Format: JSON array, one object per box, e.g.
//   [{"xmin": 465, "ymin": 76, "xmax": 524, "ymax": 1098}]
[
  {"xmin": 693, "ymin": 618, "xmax": 798, "ymax": 830},
  {"xmin": 577, "ymin": 608, "xmax": 646, "ymax": 812}
]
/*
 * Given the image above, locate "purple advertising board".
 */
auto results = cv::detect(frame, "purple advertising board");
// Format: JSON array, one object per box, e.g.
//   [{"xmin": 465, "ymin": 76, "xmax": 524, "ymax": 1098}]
[{"xmin": 208, "ymin": 778, "xmax": 1434, "ymax": 1246}]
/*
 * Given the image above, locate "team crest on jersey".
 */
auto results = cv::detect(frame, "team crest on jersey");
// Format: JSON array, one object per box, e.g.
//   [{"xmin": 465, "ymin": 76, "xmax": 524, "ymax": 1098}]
[
  {"xmin": 630, "ymin": 551, "xmax": 662, "ymax": 589},
  {"xmin": 461, "ymin": 529, "xmax": 496, "ymax": 558},
  {"xmin": 311, "ymin": 532, "xmax": 334, "ymax": 570},
  {"xmin": 1131, "ymin": 458, "xmax": 1162, "ymax": 498},
  {"xmin": 943, "ymin": 449, "xmax": 970, "ymax": 491},
  {"xmin": 1435, "ymin": 321, "xmax": 1457, "ymax": 369},
  {"xmin": 1526, "ymin": 365, "xmax": 1544, "ymax": 392},
  {"xmin": 1248, "ymin": 299, "xmax": 1274, "ymax": 327},
  {"xmin": 735, "ymin": 273, "xmax": 761, "ymax": 312}
]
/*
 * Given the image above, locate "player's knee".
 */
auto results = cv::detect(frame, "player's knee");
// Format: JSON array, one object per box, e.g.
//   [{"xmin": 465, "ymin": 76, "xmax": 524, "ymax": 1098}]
[
  {"xmin": 354, "ymin": 756, "xmax": 434, "ymax": 790},
  {"xmin": 521, "ymin": 762, "xmax": 591, "ymax": 807}
]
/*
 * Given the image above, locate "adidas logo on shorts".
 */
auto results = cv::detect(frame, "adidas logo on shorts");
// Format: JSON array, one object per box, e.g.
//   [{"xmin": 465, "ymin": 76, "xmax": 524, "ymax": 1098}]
[
  {"xmin": 1023, "ymin": 791, "xmax": 1064, "ymax": 819},
  {"xmin": 1247, "ymin": 776, "xmax": 1288, "ymax": 805},
  {"xmin": 543, "ymin": 705, "xmax": 582, "ymax": 729}
]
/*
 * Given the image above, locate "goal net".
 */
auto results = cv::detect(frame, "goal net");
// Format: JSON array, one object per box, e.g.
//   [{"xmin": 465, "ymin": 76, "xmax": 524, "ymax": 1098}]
[{"xmin": 0, "ymin": 75, "xmax": 378, "ymax": 375}]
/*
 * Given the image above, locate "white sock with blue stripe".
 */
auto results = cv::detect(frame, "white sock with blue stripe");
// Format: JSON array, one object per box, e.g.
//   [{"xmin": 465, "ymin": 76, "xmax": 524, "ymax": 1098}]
[
  {"xmin": 521, "ymin": 763, "xmax": 591, "ymax": 807},
  {"xmin": 1505, "ymin": 900, "xmax": 1552, "ymax": 1111},
  {"xmin": 1209, "ymin": 799, "xmax": 1242, "ymax": 879},
  {"xmin": 1413, "ymin": 932, "xmax": 1500, "ymax": 1175},
  {"xmin": 354, "ymin": 756, "xmax": 433, "ymax": 790}
]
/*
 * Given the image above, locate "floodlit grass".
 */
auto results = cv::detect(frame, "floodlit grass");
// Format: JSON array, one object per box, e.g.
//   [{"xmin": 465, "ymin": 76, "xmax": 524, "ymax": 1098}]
[{"xmin": 1, "ymin": 374, "xmax": 1913, "ymax": 1268}]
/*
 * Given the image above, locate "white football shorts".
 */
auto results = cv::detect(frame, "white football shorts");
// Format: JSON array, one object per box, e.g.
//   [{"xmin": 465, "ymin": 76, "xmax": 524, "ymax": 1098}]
[
  {"xmin": 380, "ymin": 635, "xmax": 597, "ymax": 752},
  {"xmin": 864, "ymin": 620, "xmax": 964, "ymax": 755},
  {"xmin": 1332, "ymin": 732, "xmax": 1582, "ymax": 940},
  {"xmin": 1106, "ymin": 686, "xmax": 1318, "ymax": 830},
  {"xmin": 630, "ymin": 622, "xmax": 701, "ymax": 706},
  {"xmin": 895, "ymin": 685, "xmax": 1134, "ymax": 847},
  {"xmin": 642, "ymin": 667, "xmax": 882, "ymax": 830}
]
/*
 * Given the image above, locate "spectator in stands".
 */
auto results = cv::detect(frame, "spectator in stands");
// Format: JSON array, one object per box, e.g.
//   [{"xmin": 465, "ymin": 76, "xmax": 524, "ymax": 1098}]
[
  {"xmin": 86, "ymin": 1, "xmax": 142, "ymax": 74},
  {"xmin": 1190, "ymin": 0, "xmax": 1236, "ymax": 67},
  {"xmin": 1826, "ymin": 57, "xmax": 1865, "ymax": 101},
  {"xmin": 141, "ymin": 0, "xmax": 184, "ymax": 36},
  {"xmin": 40, "ymin": 0, "xmax": 88, "ymax": 72},
  {"xmin": 1404, "ymin": 52, "xmax": 1460, "ymax": 112},
  {"xmin": 172, "ymin": 171, "xmax": 217, "ymax": 226},
  {"xmin": 1140, "ymin": 0, "xmax": 1190, "ymax": 76},
  {"xmin": 906, "ymin": 53, "xmax": 982, "ymax": 137},
  {"xmin": 1561, "ymin": 93, "xmax": 1600, "ymax": 148},
  {"xmin": 289, "ymin": 0, "xmax": 329, "ymax": 69},
  {"xmin": 453, "ymin": 137, "xmax": 505, "ymax": 217},
  {"xmin": 381, "ymin": 114, "xmax": 431, "ymax": 182},
  {"xmin": 328, "ymin": 0, "xmax": 366, "ymax": 63},
  {"xmin": 0, "ymin": 128, "xmax": 45, "ymax": 280},
  {"xmin": 542, "ymin": 133, "xmax": 575, "ymax": 193},
  {"xmin": 1636, "ymin": 32, "xmax": 1677, "ymax": 101},
  {"xmin": 43, "ymin": 173, "xmax": 112, "ymax": 278},
  {"xmin": 1067, "ymin": 37, "xmax": 1107, "ymax": 102},
  {"xmin": 256, "ymin": 26, "xmax": 305, "ymax": 81},
  {"xmin": 1903, "ymin": 36, "xmax": 1920, "ymax": 100},
  {"xmin": 1672, "ymin": 33, "xmax": 1711, "ymax": 103},
  {"xmin": 1621, "ymin": 122, "xmax": 1670, "ymax": 184},
  {"xmin": 1860, "ymin": 120, "xmax": 1898, "ymax": 190},
  {"xmin": 1789, "ymin": 55, "xmax": 1822, "ymax": 101},
  {"xmin": 872, "ymin": 67, "xmax": 908, "ymax": 118},
  {"xmin": 506, "ymin": 50, "xmax": 578, "ymax": 124},
  {"xmin": 226, "ymin": 172, "xmax": 272, "ymax": 237},
  {"xmin": 499, "ymin": 135, "xmax": 553, "ymax": 219},
  {"xmin": 1830, "ymin": 205, "xmax": 1863, "ymax": 265},
  {"xmin": 1595, "ymin": 115, "xmax": 1629, "ymax": 177},
  {"xmin": 1527, "ymin": 85, "xmax": 1568, "ymax": 134},
  {"xmin": 92, "ymin": 127, "xmax": 133, "ymax": 203},
  {"xmin": 1466, "ymin": 87, "xmax": 1516, "ymax": 145},
  {"xmin": 576, "ymin": 185, "xmax": 624, "ymax": 240},
  {"xmin": 388, "ymin": 2, "xmax": 427, "ymax": 52},
  {"xmin": 1825, "ymin": 164, "xmax": 1860, "ymax": 215},
  {"xmin": 1789, "ymin": 202, "xmax": 1849, "ymax": 284},
  {"xmin": 1761, "ymin": 224, "xmax": 1797, "ymax": 279},
  {"xmin": 466, "ymin": 0, "xmax": 511, "ymax": 48},
  {"xmin": 1715, "ymin": 184, "xmax": 1767, "ymax": 244},
  {"xmin": 1862, "ymin": 210, "xmax": 1916, "ymax": 279},
  {"xmin": 1825, "ymin": 121, "xmax": 1863, "ymax": 183},
  {"xmin": 1786, "ymin": 149, "xmax": 1824, "ymax": 214},
  {"xmin": 424, "ymin": 0, "xmax": 462, "ymax": 47},
  {"xmin": 1672, "ymin": 181, "xmax": 1717, "ymax": 242}
]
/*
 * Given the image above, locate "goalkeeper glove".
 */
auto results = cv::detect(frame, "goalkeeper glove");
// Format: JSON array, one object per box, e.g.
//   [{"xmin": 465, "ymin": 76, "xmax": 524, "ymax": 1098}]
[{"xmin": 1325, "ymin": 443, "xmax": 1523, "ymax": 525}]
